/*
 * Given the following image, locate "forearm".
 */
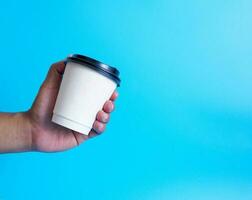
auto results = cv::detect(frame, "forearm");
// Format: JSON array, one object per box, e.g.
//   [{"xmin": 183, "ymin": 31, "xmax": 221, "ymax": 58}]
[{"xmin": 0, "ymin": 112, "xmax": 32, "ymax": 153}]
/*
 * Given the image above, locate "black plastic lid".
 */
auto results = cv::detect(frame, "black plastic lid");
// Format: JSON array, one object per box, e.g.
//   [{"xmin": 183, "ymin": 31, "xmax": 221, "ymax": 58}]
[{"xmin": 67, "ymin": 54, "xmax": 121, "ymax": 86}]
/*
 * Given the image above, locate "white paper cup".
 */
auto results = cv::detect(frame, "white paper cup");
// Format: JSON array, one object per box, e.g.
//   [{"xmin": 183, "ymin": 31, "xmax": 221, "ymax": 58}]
[{"xmin": 52, "ymin": 54, "xmax": 121, "ymax": 135}]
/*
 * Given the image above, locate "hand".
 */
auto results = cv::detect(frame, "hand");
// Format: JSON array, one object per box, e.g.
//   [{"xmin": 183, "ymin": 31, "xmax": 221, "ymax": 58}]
[{"xmin": 27, "ymin": 61, "xmax": 118, "ymax": 152}]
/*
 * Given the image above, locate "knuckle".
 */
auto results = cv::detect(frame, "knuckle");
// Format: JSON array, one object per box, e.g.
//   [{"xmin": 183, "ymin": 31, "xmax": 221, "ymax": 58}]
[
  {"xmin": 102, "ymin": 112, "xmax": 110, "ymax": 123},
  {"xmin": 95, "ymin": 122, "xmax": 105, "ymax": 133},
  {"xmin": 105, "ymin": 114, "xmax": 110, "ymax": 122},
  {"xmin": 111, "ymin": 103, "xmax": 115, "ymax": 111},
  {"xmin": 98, "ymin": 111, "xmax": 110, "ymax": 123},
  {"xmin": 98, "ymin": 124, "xmax": 105, "ymax": 132}
]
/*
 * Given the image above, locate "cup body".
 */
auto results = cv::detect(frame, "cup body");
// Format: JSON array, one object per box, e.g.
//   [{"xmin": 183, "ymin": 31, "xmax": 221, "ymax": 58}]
[{"xmin": 52, "ymin": 61, "xmax": 117, "ymax": 135}]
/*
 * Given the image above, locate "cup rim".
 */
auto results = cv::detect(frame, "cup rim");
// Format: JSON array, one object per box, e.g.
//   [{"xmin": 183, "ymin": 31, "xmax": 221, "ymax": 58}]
[{"xmin": 67, "ymin": 54, "xmax": 121, "ymax": 86}]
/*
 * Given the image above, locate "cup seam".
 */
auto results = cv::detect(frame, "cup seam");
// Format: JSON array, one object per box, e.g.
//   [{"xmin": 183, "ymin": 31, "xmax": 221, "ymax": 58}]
[{"xmin": 53, "ymin": 113, "xmax": 92, "ymax": 129}]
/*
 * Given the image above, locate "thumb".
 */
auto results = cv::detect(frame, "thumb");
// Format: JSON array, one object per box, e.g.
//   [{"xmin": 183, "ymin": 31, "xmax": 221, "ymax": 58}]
[
  {"xmin": 30, "ymin": 61, "xmax": 66, "ymax": 119},
  {"xmin": 42, "ymin": 61, "xmax": 66, "ymax": 89}
]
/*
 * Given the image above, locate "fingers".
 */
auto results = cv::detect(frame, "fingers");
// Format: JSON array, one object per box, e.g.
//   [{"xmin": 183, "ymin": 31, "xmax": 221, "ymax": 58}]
[
  {"xmin": 72, "ymin": 131, "xmax": 89, "ymax": 145},
  {"xmin": 42, "ymin": 61, "xmax": 66, "ymax": 89},
  {"xmin": 110, "ymin": 91, "xmax": 119, "ymax": 101},
  {"xmin": 92, "ymin": 120, "xmax": 106, "ymax": 133},
  {"xmin": 89, "ymin": 92, "xmax": 118, "ymax": 137},
  {"xmin": 101, "ymin": 91, "xmax": 118, "ymax": 113},
  {"xmin": 96, "ymin": 110, "xmax": 110, "ymax": 123},
  {"xmin": 88, "ymin": 129, "xmax": 101, "ymax": 139},
  {"xmin": 74, "ymin": 120, "xmax": 106, "ymax": 141},
  {"xmin": 85, "ymin": 91, "xmax": 119, "ymax": 140},
  {"xmin": 103, "ymin": 100, "xmax": 115, "ymax": 113}
]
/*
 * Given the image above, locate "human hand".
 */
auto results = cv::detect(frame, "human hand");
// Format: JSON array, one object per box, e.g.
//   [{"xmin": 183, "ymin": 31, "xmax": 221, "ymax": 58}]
[{"xmin": 27, "ymin": 61, "xmax": 118, "ymax": 152}]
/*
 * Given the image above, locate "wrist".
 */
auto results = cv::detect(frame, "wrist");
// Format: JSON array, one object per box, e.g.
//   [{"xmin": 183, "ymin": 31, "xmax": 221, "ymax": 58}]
[{"xmin": 17, "ymin": 111, "xmax": 33, "ymax": 152}]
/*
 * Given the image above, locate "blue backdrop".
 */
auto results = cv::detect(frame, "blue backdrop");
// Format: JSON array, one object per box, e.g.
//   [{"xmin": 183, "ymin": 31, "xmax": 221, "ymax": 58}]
[{"xmin": 1, "ymin": 1, "xmax": 252, "ymax": 199}]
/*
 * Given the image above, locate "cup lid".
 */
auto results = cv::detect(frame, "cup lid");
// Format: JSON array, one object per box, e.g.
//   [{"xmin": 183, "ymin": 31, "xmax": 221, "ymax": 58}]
[{"xmin": 67, "ymin": 54, "xmax": 121, "ymax": 86}]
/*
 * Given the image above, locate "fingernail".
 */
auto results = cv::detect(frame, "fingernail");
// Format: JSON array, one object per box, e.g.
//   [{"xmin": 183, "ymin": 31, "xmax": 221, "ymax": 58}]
[
  {"xmin": 103, "ymin": 114, "xmax": 109, "ymax": 122},
  {"xmin": 110, "ymin": 102, "xmax": 114, "ymax": 111}
]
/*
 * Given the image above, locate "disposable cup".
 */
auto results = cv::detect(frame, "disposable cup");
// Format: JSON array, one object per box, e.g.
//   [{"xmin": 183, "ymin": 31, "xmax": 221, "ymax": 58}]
[{"xmin": 52, "ymin": 54, "xmax": 121, "ymax": 135}]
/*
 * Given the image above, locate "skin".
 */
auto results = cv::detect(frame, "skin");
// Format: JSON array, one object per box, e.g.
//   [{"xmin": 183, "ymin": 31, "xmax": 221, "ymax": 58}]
[{"xmin": 0, "ymin": 61, "xmax": 118, "ymax": 153}]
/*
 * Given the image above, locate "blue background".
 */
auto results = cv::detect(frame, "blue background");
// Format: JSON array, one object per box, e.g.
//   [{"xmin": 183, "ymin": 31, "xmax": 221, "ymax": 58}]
[{"xmin": 1, "ymin": 0, "xmax": 252, "ymax": 199}]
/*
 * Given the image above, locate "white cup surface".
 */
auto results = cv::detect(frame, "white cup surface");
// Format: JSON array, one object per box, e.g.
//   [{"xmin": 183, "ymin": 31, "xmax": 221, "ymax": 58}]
[{"xmin": 52, "ymin": 61, "xmax": 117, "ymax": 135}]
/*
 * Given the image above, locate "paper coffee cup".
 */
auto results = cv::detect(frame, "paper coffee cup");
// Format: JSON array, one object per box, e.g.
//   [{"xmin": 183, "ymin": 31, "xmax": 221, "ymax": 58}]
[{"xmin": 52, "ymin": 54, "xmax": 121, "ymax": 135}]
